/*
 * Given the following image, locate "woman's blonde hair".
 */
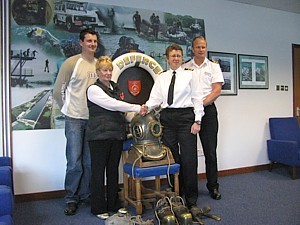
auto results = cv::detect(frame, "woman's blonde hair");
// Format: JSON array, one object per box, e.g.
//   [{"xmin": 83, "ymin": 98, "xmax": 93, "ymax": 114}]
[{"xmin": 95, "ymin": 56, "xmax": 113, "ymax": 70}]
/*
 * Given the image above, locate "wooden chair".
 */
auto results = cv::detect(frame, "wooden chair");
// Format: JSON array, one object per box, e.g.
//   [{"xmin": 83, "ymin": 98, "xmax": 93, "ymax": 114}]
[{"xmin": 122, "ymin": 140, "xmax": 180, "ymax": 215}]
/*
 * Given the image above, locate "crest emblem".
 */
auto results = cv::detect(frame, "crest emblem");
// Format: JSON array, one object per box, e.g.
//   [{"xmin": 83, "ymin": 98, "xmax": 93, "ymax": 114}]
[{"xmin": 128, "ymin": 80, "xmax": 141, "ymax": 96}]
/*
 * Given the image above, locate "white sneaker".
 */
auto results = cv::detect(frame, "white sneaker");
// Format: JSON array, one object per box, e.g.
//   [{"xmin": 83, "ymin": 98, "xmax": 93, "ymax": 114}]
[{"xmin": 118, "ymin": 208, "xmax": 128, "ymax": 214}]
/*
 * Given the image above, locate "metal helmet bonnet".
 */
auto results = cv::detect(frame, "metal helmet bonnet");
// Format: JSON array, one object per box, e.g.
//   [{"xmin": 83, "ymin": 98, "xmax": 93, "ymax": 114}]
[{"xmin": 130, "ymin": 109, "xmax": 166, "ymax": 161}]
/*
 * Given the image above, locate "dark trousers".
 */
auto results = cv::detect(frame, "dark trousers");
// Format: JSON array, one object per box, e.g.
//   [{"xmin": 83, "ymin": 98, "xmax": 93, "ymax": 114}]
[
  {"xmin": 199, "ymin": 103, "xmax": 219, "ymax": 191},
  {"xmin": 88, "ymin": 140, "xmax": 123, "ymax": 215},
  {"xmin": 160, "ymin": 108, "xmax": 198, "ymax": 208}
]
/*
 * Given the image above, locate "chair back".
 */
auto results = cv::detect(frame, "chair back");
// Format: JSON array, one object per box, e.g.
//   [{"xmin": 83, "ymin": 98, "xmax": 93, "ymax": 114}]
[
  {"xmin": 0, "ymin": 157, "xmax": 11, "ymax": 167},
  {"xmin": 269, "ymin": 117, "xmax": 300, "ymax": 143}
]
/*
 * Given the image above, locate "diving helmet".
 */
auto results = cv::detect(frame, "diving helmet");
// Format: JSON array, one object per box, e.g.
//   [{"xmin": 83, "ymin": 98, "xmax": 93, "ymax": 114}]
[{"xmin": 130, "ymin": 109, "xmax": 167, "ymax": 161}]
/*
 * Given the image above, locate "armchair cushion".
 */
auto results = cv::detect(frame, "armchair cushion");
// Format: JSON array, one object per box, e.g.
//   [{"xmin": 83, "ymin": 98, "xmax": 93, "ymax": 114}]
[
  {"xmin": 0, "ymin": 167, "xmax": 13, "ymax": 191},
  {"xmin": 267, "ymin": 140, "xmax": 300, "ymax": 166},
  {"xmin": 0, "ymin": 157, "xmax": 11, "ymax": 167},
  {"xmin": 0, "ymin": 156, "xmax": 11, "ymax": 166},
  {"xmin": 0, "ymin": 158, "xmax": 14, "ymax": 225},
  {"xmin": 0, "ymin": 215, "xmax": 13, "ymax": 225},
  {"xmin": 0, "ymin": 185, "xmax": 13, "ymax": 217}
]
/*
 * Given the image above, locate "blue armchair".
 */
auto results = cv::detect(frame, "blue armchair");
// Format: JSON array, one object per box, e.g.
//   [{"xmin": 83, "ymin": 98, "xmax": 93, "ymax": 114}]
[
  {"xmin": 0, "ymin": 185, "xmax": 13, "ymax": 225},
  {"xmin": 0, "ymin": 157, "xmax": 14, "ymax": 225},
  {"xmin": 0, "ymin": 157, "xmax": 13, "ymax": 192},
  {"xmin": 0, "ymin": 157, "xmax": 11, "ymax": 167},
  {"xmin": 267, "ymin": 117, "xmax": 300, "ymax": 179}
]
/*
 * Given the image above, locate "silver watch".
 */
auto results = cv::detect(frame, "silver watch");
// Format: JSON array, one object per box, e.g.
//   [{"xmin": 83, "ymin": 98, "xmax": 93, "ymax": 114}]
[{"xmin": 195, "ymin": 120, "xmax": 201, "ymax": 125}]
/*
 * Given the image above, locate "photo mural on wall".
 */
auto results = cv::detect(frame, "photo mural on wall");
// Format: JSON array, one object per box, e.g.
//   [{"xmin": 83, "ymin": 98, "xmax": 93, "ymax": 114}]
[{"xmin": 10, "ymin": 0, "xmax": 205, "ymax": 130}]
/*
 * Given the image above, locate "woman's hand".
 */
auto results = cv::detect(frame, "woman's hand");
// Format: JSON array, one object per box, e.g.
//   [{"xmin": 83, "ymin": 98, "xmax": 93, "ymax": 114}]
[
  {"xmin": 191, "ymin": 122, "xmax": 201, "ymax": 135},
  {"xmin": 139, "ymin": 104, "xmax": 148, "ymax": 116}
]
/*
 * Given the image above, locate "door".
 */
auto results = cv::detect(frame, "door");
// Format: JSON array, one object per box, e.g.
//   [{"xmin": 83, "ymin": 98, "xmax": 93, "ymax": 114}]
[{"xmin": 292, "ymin": 44, "xmax": 300, "ymax": 124}]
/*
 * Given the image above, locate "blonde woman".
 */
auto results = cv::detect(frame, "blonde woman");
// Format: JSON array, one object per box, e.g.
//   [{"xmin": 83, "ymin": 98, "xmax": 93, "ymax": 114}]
[{"xmin": 86, "ymin": 56, "xmax": 147, "ymax": 218}]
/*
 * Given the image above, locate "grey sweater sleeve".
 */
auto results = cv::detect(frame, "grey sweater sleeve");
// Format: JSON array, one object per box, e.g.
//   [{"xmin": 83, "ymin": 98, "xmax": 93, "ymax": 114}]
[{"xmin": 53, "ymin": 57, "xmax": 76, "ymax": 109}]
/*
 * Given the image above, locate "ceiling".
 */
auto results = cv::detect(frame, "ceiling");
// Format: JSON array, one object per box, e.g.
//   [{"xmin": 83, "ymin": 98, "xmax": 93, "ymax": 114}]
[{"xmin": 224, "ymin": 0, "xmax": 300, "ymax": 14}]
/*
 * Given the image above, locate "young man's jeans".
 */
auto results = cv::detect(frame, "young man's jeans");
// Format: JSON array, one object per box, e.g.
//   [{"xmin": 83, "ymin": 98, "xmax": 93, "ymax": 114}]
[{"xmin": 64, "ymin": 116, "xmax": 91, "ymax": 204}]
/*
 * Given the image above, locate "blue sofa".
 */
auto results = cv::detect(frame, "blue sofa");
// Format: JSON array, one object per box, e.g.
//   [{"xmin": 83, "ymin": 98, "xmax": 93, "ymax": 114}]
[{"xmin": 0, "ymin": 157, "xmax": 14, "ymax": 225}]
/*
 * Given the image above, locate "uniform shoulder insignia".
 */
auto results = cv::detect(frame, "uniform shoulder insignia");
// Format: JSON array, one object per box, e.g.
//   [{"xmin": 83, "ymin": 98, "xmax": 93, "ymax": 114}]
[
  {"xmin": 209, "ymin": 59, "xmax": 219, "ymax": 64},
  {"xmin": 184, "ymin": 67, "xmax": 194, "ymax": 71}
]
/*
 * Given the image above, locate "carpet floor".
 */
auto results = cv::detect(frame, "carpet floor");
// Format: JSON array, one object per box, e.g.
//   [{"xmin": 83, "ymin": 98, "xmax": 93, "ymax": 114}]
[{"xmin": 14, "ymin": 167, "xmax": 300, "ymax": 225}]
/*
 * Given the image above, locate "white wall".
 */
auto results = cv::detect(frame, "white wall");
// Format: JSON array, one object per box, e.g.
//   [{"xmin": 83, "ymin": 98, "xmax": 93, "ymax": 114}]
[
  {"xmin": 13, "ymin": 130, "xmax": 66, "ymax": 194},
  {"xmin": 11, "ymin": 0, "xmax": 300, "ymax": 194}
]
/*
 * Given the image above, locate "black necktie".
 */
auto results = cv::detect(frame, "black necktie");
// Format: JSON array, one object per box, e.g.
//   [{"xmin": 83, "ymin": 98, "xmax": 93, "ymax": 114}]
[{"xmin": 167, "ymin": 71, "xmax": 176, "ymax": 105}]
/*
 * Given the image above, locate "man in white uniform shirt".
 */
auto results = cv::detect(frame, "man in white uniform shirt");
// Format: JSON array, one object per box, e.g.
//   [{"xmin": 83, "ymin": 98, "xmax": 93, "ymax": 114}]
[
  {"xmin": 183, "ymin": 36, "xmax": 224, "ymax": 200},
  {"xmin": 146, "ymin": 43, "xmax": 204, "ymax": 209}
]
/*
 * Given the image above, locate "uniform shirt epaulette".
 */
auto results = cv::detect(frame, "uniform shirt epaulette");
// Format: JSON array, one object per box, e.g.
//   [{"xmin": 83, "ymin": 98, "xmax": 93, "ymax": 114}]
[
  {"xmin": 162, "ymin": 70, "xmax": 167, "ymax": 73},
  {"xmin": 209, "ymin": 59, "xmax": 219, "ymax": 64},
  {"xmin": 184, "ymin": 68, "xmax": 194, "ymax": 71},
  {"xmin": 184, "ymin": 58, "xmax": 192, "ymax": 64}
]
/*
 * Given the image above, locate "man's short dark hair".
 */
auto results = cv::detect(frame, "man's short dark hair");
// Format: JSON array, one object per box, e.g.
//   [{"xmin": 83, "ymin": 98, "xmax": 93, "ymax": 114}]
[
  {"xmin": 79, "ymin": 28, "xmax": 99, "ymax": 41},
  {"xmin": 165, "ymin": 44, "xmax": 183, "ymax": 57}
]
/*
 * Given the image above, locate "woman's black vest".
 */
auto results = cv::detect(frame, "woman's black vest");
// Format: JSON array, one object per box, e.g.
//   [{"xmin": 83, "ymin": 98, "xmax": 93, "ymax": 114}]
[{"xmin": 86, "ymin": 79, "xmax": 126, "ymax": 141}]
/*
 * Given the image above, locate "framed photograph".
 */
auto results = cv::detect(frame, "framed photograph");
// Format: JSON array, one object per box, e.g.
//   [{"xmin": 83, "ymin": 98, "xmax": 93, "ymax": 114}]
[
  {"xmin": 238, "ymin": 54, "xmax": 269, "ymax": 89},
  {"xmin": 208, "ymin": 51, "xmax": 237, "ymax": 95}
]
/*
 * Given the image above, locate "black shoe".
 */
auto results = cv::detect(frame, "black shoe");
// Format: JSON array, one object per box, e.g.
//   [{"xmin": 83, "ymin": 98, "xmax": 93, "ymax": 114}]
[
  {"xmin": 64, "ymin": 202, "xmax": 78, "ymax": 216},
  {"xmin": 209, "ymin": 189, "xmax": 221, "ymax": 200}
]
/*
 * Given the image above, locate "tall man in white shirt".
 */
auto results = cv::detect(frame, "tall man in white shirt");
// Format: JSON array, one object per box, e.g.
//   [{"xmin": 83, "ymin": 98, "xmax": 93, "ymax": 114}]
[
  {"xmin": 146, "ymin": 44, "xmax": 204, "ymax": 209},
  {"xmin": 183, "ymin": 36, "xmax": 224, "ymax": 200}
]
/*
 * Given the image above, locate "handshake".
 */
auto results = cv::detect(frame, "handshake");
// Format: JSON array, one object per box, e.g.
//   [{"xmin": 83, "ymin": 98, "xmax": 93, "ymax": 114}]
[
  {"xmin": 139, "ymin": 104, "xmax": 148, "ymax": 116},
  {"xmin": 126, "ymin": 104, "xmax": 162, "ymax": 122}
]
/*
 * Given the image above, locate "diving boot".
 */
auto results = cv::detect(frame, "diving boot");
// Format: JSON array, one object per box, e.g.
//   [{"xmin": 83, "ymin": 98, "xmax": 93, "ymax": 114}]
[
  {"xmin": 169, "ymin": 196, "xmax": 193, "ymax": 225},
  {"xmin": 155, "ymin": 197, "xmax": 176, "ymax": 225},
  {"xmin": 197, "ymin": 206, "xmax": 221, "ymax": 221},
  {"xmin": 189, "ymin": 206, "xmax": 204, "ymax": 225}
]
